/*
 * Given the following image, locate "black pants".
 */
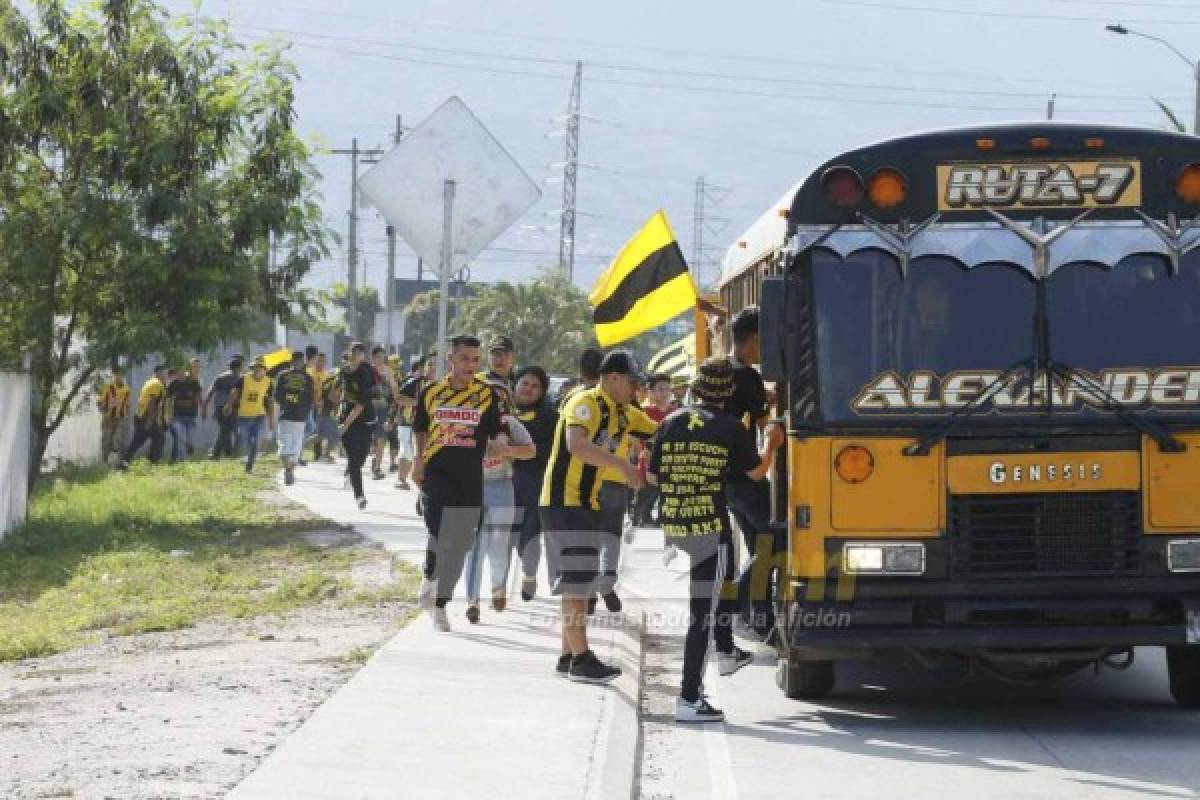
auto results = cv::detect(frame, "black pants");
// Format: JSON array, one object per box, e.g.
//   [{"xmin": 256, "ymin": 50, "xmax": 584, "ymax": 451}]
[
  {"xmin": 512, "ymin": 468, "xmax": 544, "ymax": 578},
  {"xmin": 728, "ymin": 478, "xmax": 777, "ymax": 634},
  {"xmin": 596, "ymin": 482, "xmax": 628, "ymax": 595},
  {"xmin": 679, "ymin": 532, "xmax": 737, "ymax": 701},
  {"xmin": 211, "ymin": 410, "xmax": 238, "ymax": 458},
  {"xmin": 420, "ymin": 487, "xmax": 482, "ymax": 608},
  {"xmin": 124, "ymin": 418, "xmax": 164, "ymax": 464},
  {"xmin": 341, "ymin": 422, "xmax": 372, "ymax": 498},
  {"xmin": 633, "ymin": 485, "xmax": 659, "ymax": 526}
]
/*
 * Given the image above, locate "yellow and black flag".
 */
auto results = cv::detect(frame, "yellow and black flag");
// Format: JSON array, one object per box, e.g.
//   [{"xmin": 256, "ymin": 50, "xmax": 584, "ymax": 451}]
[{"xmin": 589, "ymin": 211, "xmax": 697, "ymax": 347}]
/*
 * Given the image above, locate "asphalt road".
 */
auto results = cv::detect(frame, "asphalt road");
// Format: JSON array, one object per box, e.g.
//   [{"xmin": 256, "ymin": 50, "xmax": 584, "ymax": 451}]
[{"xmin": 624, "ymin": 529, "xmax": 1200, "ymax": 800}]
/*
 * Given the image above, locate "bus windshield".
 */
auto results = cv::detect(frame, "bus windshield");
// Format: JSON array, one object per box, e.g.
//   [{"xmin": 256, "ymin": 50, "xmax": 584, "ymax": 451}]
[{"xmin": 809, "ymin": 249, "xmax": 1200, "ymax": 423}]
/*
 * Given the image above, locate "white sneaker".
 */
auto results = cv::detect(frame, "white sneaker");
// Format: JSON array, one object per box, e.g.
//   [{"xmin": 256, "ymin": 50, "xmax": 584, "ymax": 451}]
[
  {"xmin": 417, "ymin": 577, "xmax": 437, "ymax": 610},
  {"xmin": 431, "ymin": 607, "xmax": 451, "ymax": 632},
  {"xmin": 676, "ymin": 695, "xmax": 725, "ymax": 723},
  {"xmin": 717, "ymin": 646, "xmax": 754, "ymax": 676}
]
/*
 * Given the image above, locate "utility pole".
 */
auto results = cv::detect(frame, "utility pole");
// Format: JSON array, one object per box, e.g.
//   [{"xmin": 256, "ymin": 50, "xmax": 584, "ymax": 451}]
[
  {"xmin": 691, "ymin": 176, "xmax": 731, "ymax": 290},
  {"xmin": 1047, "ymin": 93, "xmax": 1056, "ymax": 120},
  {"xmin": 384, "ymin": 114, "xmax": 404, "ymax": 353},
  {"xmin": 559, "ymin": 61, "xmax": 582, "ymax": 281},
  {"xmin": 331, "ymin": 138, "xmax": 384, "ymax": 340}
]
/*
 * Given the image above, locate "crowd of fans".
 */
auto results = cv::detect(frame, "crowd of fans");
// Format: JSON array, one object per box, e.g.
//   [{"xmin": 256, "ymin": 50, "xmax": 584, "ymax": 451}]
[{"xmin": 96, "ymin": 307, "xmax": 780, "ymax": 724}]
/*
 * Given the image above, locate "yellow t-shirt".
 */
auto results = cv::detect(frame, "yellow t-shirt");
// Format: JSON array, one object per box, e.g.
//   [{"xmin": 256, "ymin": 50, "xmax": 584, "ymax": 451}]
[
  {"xmin": 135, "ymin": 378, "xmax": 164, "ymax": 419},
  {"xmin": 100, "ymin": 382, "xmax": 131, "ymax": 420},
  {"xmin": 599, "ymin": 404, "xmax": 658, "ymax": 485},
  {"xmin": 237, "ymin": 374, "xmax": 272, "ymax": 418},
  {"xmin": 540, "ymin": 387, "xmax": 654, "ymax": 510}
]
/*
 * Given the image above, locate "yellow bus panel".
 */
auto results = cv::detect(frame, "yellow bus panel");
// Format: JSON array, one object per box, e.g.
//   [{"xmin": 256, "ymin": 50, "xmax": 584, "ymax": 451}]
[
  {"xmin": 1144, "ymin": 433, "xmax": 1200, "ymax": 532},
  {"xmin": 829, "ymin": 439, "xmax": 943, "ymax": 532}
]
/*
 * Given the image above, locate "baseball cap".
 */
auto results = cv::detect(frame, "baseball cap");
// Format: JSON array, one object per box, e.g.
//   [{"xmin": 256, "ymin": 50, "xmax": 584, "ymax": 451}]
[{"xmin": 488, "ymin": 335, "xmax": 515, "ymax": 353}]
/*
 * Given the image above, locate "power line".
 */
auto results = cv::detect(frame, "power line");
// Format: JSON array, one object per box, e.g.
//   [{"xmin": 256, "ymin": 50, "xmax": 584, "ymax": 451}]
[
  {"xmin": 234, "ymin": 31, "xmax": 1161, "ymax": 115},
  {"xmin": 228, "ymin": 21, "xmax": 1185, "ymax": 104},
  {"xmin": 815, "ymin": 0, "xmax": 1200, "ymax": 25}
]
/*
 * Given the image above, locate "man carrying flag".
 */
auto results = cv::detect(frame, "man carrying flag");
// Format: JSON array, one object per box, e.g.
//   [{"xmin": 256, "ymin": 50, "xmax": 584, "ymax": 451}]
[{"xmin": 589, "ymin": 211, "xmax": 697, "ymax": 347}]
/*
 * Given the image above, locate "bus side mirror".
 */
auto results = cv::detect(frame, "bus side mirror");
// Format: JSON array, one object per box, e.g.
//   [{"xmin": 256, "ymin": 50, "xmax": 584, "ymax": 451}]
[{"xmin": 759, "ymin": 276, "xmax": 786, "ymax": 383}]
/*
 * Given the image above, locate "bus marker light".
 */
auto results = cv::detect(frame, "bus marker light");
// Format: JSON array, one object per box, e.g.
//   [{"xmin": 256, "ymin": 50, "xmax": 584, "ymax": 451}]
[
  {"xmin": 1031, "ymin": 137, "xmax": 1051, "ymax": 150},
  {"xmin": 821, "ymin": 166, "xmax": 865, "ymax": 209},
  {"xmin": 835, "ymin": 445, "xmax": 874, "ymax": 483},
  {"xmin": 1085, "ymin": 137, "xmax": 1105, "ymax": 149},
  {"xmin": 975, "ymin": 138, "xmax": 996, "ymax": 151},
  {"xmin": 1176, "ymin": 164, "xmax": 1200, "ymax": 204},
  {"xmin": 868, "ymin": 168, "xmax": 908, "ymax": 209}
]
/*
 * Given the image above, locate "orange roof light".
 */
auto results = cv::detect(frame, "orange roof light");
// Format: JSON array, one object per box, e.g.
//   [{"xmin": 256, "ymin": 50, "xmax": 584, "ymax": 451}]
[
  {"xmin": 1177, "ymin": 164, "xmax": 1200, "ymax": 204},
  {"xmin": 834, "ymin": 445, "xmax": 875, "ymax": 484},
  {"xmin": 1031, "ymin": 137, "xmax": 1051, "ymax": 150},
  {"xmin": 868, "ymin": 168, "xmax": 908, "ymax": 209},
  {"xmin": 1085, "ymin": 137, "xmax": 1105, "ymax": 149},
  {"xmin": 975, "ymin": 138, "xmax": 996, "ymax": 151}
]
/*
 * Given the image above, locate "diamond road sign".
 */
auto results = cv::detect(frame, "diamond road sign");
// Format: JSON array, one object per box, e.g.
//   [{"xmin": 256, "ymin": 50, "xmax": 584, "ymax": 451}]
[{"xmin": 359, "ymin": 97, "xmax": 541, "ymax": 276}]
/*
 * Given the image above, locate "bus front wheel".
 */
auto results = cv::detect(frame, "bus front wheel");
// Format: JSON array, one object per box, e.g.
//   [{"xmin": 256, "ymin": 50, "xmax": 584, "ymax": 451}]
[
  {"xmin": 1167, "ymin": 645, "xmax": 1200, "ymax": 709},
  {"xmin": 776, "ymin": 654, "xmax": 835, "ymax": 700}
]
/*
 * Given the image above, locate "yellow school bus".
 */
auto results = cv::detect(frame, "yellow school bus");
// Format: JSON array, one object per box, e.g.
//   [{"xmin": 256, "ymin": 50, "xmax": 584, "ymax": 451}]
[{"xmin": 713, "ymin": 123, "xmax": 1200, "ymax": 706}]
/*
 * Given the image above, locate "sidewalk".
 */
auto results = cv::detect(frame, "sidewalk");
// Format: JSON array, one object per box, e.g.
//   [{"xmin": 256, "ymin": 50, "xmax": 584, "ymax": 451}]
[{"xmin": 229, "ymin": 460, "xmax": 644, "ymax": 800}]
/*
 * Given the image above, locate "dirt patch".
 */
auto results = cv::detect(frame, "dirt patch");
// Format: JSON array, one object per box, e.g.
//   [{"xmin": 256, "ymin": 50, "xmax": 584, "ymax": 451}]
[{"xmin": 0, "ymin": 602, "xmax": 411, "ymax": 799}]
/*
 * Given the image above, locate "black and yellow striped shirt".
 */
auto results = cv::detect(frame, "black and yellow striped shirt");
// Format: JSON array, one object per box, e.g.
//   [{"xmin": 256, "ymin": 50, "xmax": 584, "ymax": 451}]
[
  {"xmin": 540, "ymin": 387, "xmax": 649, "ymax": 511},
  {"xmin": 412, "ymin": 375, "xmax": 502, "ymax": 503}
]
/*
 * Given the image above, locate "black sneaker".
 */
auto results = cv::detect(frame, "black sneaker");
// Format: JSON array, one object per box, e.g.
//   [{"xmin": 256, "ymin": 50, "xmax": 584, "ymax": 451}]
[
  {"xmin": 568, "ymin": 650, "xmax": 621, "ymax": 685},
  {"xmin": 601, "ymin": 591, "xmax": 622, "ymax": 613},
  {"xmin": 555, "ymin": 653, "xmax": 571, "ymax": 677},
  {"xmin": 356, "ymin": 496, "xmax": 367, "ymax": 510},
  {"xmin": 297, "ymin": 458, "xmax": 308, "ymax": 467},
  {"xmin": 284, "ymin": 469, "xmax": 295, "ymax": 486},
  {"xmin": 586, "ymin": 595, "xmax": 598, "ymax": 616},
  {"xmin": 466, "ymin": 604, "xmax": 480, "ymax": 624},
  {"xmin": 521, "ymin": 577, "xmax": 536, "ymax": 602}
]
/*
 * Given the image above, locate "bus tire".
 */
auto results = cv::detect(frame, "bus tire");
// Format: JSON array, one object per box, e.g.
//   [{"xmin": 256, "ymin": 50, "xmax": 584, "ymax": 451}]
[
  {"xmin": 1167, "ymin": 645, "xmax": 1200, "ymax": 709},
  {"xmin": 776, "ymin": 654, "xmax": 835, "ymax": 700}
]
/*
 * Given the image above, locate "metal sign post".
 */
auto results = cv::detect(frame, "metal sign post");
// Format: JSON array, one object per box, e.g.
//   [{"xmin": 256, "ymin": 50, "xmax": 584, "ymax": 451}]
[{"xmin": 435, "ymin": 180, "xmax": 456, "ymax": 379}]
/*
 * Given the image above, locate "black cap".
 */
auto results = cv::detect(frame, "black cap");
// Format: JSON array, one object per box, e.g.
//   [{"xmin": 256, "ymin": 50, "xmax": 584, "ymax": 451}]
[
  {"xmin": 488, "ymin": 335, "xmax": 515, "ymax": 353},
  {"xmin": 599, "ymin": 350, "xmax": 638, "ymax": 376}
]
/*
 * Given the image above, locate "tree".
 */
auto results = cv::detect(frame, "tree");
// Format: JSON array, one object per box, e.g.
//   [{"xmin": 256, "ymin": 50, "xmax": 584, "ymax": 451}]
[
  {"xmin": 0, "ymin": 0, "xmax": 328, "ymax": 484},
  {"xmin": 320, "ymin": 282, "xmax": 381, "ymax": 342},
  {"xmin": 453, "ymin": 268, "xmax": 596, "ymax": 375}
]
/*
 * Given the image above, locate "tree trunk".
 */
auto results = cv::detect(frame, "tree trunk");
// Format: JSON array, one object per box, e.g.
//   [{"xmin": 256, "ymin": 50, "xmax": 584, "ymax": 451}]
[{"xmin": 27, "ymin": 419, "xmax": 49, "ymax": 492}]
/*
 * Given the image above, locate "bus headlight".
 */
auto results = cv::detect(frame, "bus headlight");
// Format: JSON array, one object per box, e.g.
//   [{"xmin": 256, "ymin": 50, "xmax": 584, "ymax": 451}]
[
  {"xmin": 843, "ymin": 543, "xmax": 926, "ymax": 575},
  {"xmin": 1168, "ymin": 539, "xmax": 1200, "ymax": 573}
]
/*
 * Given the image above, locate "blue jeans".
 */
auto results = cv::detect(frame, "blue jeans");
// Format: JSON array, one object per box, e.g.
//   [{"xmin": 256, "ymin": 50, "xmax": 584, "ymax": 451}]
[
  {"xmin": 170, "ymin": 417, "xmax": 197, "ymax": 461},
  {"xmin": 464, "ymin": 478, "xmax": 517, "ymax": 604},
  {"xmin": 239, "ymin": 416, "xmax": 265, "ymax": 471}
]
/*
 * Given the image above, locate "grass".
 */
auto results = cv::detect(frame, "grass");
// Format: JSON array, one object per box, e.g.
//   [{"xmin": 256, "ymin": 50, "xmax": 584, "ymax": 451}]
[{"xmin": 0, "ymin": 459, "xmax": 418, "ymax": 662}]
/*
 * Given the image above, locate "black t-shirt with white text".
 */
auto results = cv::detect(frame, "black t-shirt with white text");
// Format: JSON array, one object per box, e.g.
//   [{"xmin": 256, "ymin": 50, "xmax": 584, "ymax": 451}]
[
  {"xmin": 649, "ymin": 406, "xmax": 759, "ymax": 538},
  {"xmin": 339, "ymin": 362, "xmax": 378, "ymax": 428}
]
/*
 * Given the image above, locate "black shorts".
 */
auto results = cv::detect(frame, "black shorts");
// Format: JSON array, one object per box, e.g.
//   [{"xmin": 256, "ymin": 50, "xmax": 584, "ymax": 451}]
[{"xmin": 540, "ymin": 506, "xmax": 604, "ymax": 598}]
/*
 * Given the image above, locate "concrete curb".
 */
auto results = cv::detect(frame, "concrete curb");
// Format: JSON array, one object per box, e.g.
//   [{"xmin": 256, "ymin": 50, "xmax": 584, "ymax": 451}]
[{"xmin": 585, "ymin": 608, "xmax": 646, "ymax": 800}]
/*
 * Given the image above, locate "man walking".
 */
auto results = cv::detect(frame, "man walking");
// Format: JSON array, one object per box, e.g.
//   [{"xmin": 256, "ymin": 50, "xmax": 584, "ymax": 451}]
[
  {"xmin": 540, "ymin": 350, "xmax": 645, "ymax": 684},
  {"xmin": 226, "ymin": 357, "xmax": 275, "ymax": 474},
  {"xmin": 648, "ymin": 357, "xmax": 782, "ymax": 722},
  {"xmin": 412, "ymin": 335, "xmax": 504, "ymax": 633},
  {"xmin": 97, "ymin": 368, "xmax": 131, "ymax": 466},
  {"xmin": 120, "ymin": 365, "xmax": 168, "ymax": 468},
  {"xmin": 392, "ymin": 355, "xmax": 431, "ymax": 490},
  {"xmin": 204, "ymin": 357, "xmax": 243, "ymax": 459},
  {"xmin": 632, "ymin": 373, "xmax": 674, "ymax": 526},
  {"xmin": 725, "ymin": 306, "xmax": 780, "ymax": 640},
  {"xmin": 555, "ymin": 347, "xmax": 603, "ymax": 409},
  {"xmin": 274, "ymin": 351, "xmax": 315, "ymax": 486},
  {"xmin": 483, "ymin": 335, "xmax": 517, "ymax": 388},
  {"xmin": 167, "ymin": 358, "xmax": 203, "ymax": 462},
  {"xmin": 312, "ymin": 353, "xmax": 339, "ymax": 463},
  {"xmin": 368, "ymin": 347, "xmax": 400, "ymax": 480},
  {"xmin": 338, "ymin": 342, "xmax": 377, "ymax": 509}
]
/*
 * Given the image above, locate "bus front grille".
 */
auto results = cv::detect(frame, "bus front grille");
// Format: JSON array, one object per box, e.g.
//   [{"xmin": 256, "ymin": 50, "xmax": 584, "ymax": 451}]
[{"xmin": 949, "ymin": 491, "xmax": 1141, "ymax": 579}]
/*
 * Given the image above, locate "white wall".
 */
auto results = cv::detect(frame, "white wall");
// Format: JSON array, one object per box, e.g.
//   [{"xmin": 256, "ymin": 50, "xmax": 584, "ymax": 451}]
[{"xmin": 0, "ymin": 371, "xmax": 31, "ymax": 540}]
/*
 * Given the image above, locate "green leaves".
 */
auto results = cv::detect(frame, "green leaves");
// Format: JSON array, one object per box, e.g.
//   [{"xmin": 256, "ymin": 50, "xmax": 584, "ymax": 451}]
[{"xmin": 0, "ymin": 0, "xmax": 329, "ymax": 474}]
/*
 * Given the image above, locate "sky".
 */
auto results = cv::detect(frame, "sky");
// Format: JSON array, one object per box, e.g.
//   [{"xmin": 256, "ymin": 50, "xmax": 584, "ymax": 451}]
[{"xmin": 157, "ymin": 0, "xmax": 1200, "ymax": 296}]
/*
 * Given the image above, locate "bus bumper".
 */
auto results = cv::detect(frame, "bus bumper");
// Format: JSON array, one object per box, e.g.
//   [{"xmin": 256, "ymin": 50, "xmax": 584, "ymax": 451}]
[{"xmin": 785, "ymin": 590, "xmax": 1200, "ymax": 654}]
